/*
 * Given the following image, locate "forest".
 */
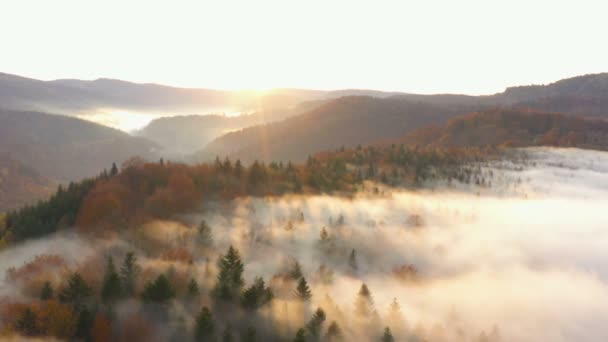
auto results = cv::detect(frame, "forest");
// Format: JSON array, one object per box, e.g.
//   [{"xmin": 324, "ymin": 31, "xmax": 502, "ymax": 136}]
[{"xmin": 0, "ymin": 146, "xmax": 501, "ymax": 341}]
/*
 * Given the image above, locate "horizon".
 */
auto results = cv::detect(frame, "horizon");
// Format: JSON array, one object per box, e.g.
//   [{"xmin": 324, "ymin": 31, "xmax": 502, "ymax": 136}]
[
  {"xmin": 3, "ymin": 69, "xmax": 606, "ymax": 97},
  {"xmin": 2, "ymin": 0, "xmax": 607, "ymax": 95}
]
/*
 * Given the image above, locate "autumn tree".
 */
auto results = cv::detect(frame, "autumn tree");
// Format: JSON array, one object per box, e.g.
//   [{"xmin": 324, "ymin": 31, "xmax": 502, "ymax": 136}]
[
  {"xmin": 91, "ymin": 313, "xmax": 112, "ymax": 342},
  {"xmin": 212, "ymin": 245, "xmax": 245, "ymax": 301},
  {"xmin": 194, "ymin": 306, "xmax": 215, "ymax": 342}
]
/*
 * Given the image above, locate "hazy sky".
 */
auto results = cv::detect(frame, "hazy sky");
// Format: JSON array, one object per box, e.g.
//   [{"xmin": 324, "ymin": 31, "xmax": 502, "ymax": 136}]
[{"xmin": 1, "ymin": 0, "xmax": 606, "ymax": 94}]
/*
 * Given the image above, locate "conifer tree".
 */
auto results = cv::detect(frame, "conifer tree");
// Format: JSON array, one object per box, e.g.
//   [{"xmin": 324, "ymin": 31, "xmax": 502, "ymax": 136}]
[
  {"xmin": 198, "ymin": 220, "xmax": 213, "ymax": 246},
  {"xmin": 381, "ymin": 327, "xmax": 394, "ymax": 342},
  {"xmin": 213, "ymin": 245, "xmax": 245, "ymax": 301},
  {"xmin": 348, "ymin": 249, "xmax": 358, "ymax": 272},
  {"xmin": 289, "ymin": 260, "xmax": 303, "ymax": 280},
  {"xmin": 295, "ymin": 277, "xmax": 312, "ymax": 301},
  {"xmin": 141, "ymin": 274, "xmax": 176, "ymax": 304},
  {"xmin": 324, "ymin": 321, "xmax": 343, "ymax": 341},
  {"xmin": 195, "ymin": 306, "xmax": 215, "ymax": 342},
  {"xmin": 59, "ymin": 272, "xmax": 93, "ymax": 311},
  {"xmin": 110, "ymin": 162, "xmax": 118, "ymax": 176},
  {"xmin": 354, "ymin": 284, "xmax": 375, "ymax": 318},
  {"xmin": 305, "ymin": 308, "xmax": 326, "ymax": 341},
  {"xmin": 120, "ymin": 252, "xmax": 141, "ymax": 297},
  {"xmin": 188, "ymin": 278, "xmax": 200, "ymax": 297},
  {"xmin": 101, "ymin": 256, "xmax": 122, "ymax": 305},
  {"xmin": 386, "ymin": 298, "xmax": 404, "ymax": 332},
  {"xmin": 241, "ymin": 277, "xmax": 273, "ymax": 310}
]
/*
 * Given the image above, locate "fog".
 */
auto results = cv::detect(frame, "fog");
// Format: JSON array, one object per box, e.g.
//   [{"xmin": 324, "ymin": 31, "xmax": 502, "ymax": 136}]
[{"xmin": 2, "ymin": 147, "xmax": 608, "ymax": 341}]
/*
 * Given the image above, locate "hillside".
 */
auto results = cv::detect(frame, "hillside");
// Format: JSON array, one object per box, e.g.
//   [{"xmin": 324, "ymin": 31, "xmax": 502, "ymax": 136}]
[
  {"xmin": 196, "ymin": 96, "xmax": 479, "ymax": 163},
  {"xmin": 0, "ymin": 109, "xmax": 158, "ymax": 182},
  {"xmin": 136, "ymin": 100, "xmax": 322, "ymax": 156},
  {"xmin": 0, "ymin": 154, "xmax": 55, "ymax": 212},
  {"xmin": 396, "ymin": 109, "xmax": 608, "ymax": 150}
]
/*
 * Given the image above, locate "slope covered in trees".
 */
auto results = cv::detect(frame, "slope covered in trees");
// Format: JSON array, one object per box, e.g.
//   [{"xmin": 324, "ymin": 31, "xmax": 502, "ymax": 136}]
[
  {"xmin": 395, "ymin": 109, "xmax": 608, "ymax": 150},
  {"xmin": 0, "ymin": 154, "xmax": 55, "ymax": 212},
  {"xmin": 196, "ymin": 96, "xmax": 479, "ymax": 163},
  {"xmin": 0, "ymin": 109, "xmax": 158, "ymax": 182}
]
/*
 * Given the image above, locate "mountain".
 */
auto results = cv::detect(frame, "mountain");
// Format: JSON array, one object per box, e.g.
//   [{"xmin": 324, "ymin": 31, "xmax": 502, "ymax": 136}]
[
  {"xmin": 0, "ymin": 109, "xmax": 158, "ymax": 183},
  {"xmin": 195, "ymin": 96, "xmax": 480, "ymax": 163},
  {"xmin": 0, "ymin": 73, "xmax": 402, "ymax": 128},
  {"xmin": 394, "ymin": 109, "xmax": 608, "ymax": 150},
  {"xmin": 0, "ymin": 154, "xmax": 55, "ymax": 212}
]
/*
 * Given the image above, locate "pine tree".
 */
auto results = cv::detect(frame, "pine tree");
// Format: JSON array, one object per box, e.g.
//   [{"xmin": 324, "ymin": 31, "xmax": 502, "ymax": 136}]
[
  {"xmin": 354, "ymin": 284, "xmax": 375, "ymax": 318},
  {"xmin": 120, "ymin": 252, "xmax": 141, "ymax": 297},
  {"xmin": 324, "ymin": 321, "xmax": 343, "ymax": 341},
  {"xmin": 294, "ymin": 277, "xmax": 312, "ymax": 301},
  {"xmin": 194, "ymin": 306, "xmax": 215, "ymax": 342},
  {"xmin": 101, "ymin": 256, "xmax": 122, "ymax": 305},
  {"xmin": 381, "ymin": 327, "xmax": 394, "ymax": 342},
  {"xmin": 188, "ymin": 278, "xmax": 200, "ymax": 297},
  {"xmin": 212, "ymin": 245, "xmax": 245, "ymax": 301},
  {"xmin": 40, "ymin": 280, "xmax": 53, "ymax": 300},
  {"xmin": 59, "ymin": 272, "xmax": 93, "ymax": 311},
  {"xmin": 241, "ymin": 277, "xmax": 273, "ymax": 310},
  {"xmin": 348, "ymin": 249, "xmax": 358, "ymax": 272},
  {"xmin": 141, "ymin": 274, "xmax": 176, "ymax": 304},
  {"xmin": 198, "ymin": 220, "xmax": 213, "ymax": 246},
  {"xmin": 386, "ymin": 298, "xmax": 404, "ymax": 332},
  {"xmin": 305, "ymin": 308, "xmax": 326, "ymax": 341},
  {"xmin": 293, "ymin": 328, "xmax": 307, "ymax": 342},
  {"xmin": 289, "ymin": 260, "xmax": 303, "ymax": 280},
  {"xmin": 15, "ymin": 308, "xmax": 37, "ymax": 336},
  {"xmin": 110, "ymin": 162, "xmax": 118, "ymax": 176}
]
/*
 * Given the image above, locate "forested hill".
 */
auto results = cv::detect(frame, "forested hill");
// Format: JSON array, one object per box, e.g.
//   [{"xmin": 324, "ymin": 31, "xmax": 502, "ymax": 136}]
[
  {"xmin": 0, "ymin": 109, "xmax": 158, "ymax": 182},
  {"xmin": 196, "ymin": 96, "xmax": 479, "ymax": 163},
  {"xmin": 1, "ymin": 145, "xmax": 491, "ymax": 244},
  {"xmin": 393, "ymin": 109, "xmax": 608, "ymax": 150}
]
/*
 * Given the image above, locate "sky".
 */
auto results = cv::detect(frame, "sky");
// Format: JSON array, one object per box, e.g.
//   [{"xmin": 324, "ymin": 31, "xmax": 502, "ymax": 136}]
[{"xmin": 1, "ymin": 0, "xmax": 606, "ymax": 94}]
